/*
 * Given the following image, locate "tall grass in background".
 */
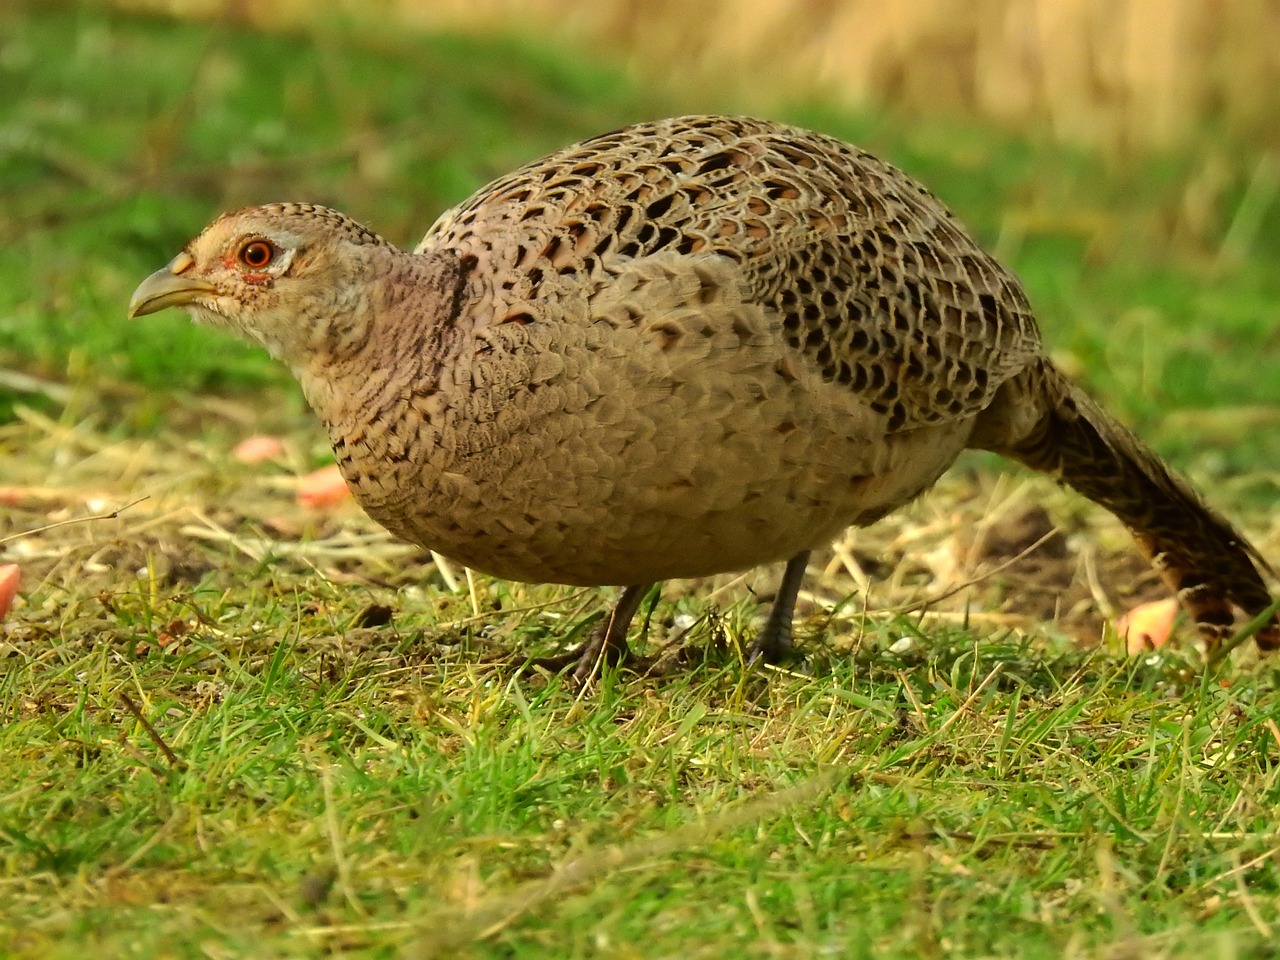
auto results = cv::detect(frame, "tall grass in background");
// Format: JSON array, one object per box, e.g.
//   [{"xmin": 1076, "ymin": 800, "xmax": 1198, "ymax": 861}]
[{"xmin": 113, "ymin": 0, "xmax": 1280, "ymax": 156}]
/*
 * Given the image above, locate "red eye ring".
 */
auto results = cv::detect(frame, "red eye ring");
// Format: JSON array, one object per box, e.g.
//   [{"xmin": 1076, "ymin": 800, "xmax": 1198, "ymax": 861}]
[{"xmin": 239, "ymin": 240, "xmax": 274, "ymax": 269}]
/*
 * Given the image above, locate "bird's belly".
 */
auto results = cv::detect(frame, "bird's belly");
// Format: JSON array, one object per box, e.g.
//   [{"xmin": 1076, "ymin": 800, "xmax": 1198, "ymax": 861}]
[
  {"xmin": 349, "ymin": 382, "xmax": 973, "ymax": 587},
  {"xmin": 331, "ymin": 302, "xmax": 976, "ymax": 587}
]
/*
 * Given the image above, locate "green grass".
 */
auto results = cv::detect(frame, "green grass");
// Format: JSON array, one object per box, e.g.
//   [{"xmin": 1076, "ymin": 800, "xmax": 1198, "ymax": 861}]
[
  {"xmin": 3, "ymin": 3, "xmax": 1280, "ymax": 957},
  {"xmin": 5, "ymin": 564, "xmax": 1280, "ymax": 958}
]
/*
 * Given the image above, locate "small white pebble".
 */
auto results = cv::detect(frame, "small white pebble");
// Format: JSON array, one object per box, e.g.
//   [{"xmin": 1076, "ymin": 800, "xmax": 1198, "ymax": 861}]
[
  {"xmin": 672, "ymin": 614, "xmax": 697, "ymax": 631},
  {"xmin": 889, "ymin": 637, "xmax": 916, "ymax": 655},
  {"xmin": 195, "ymin": 680, "xmax": 227, "ymax": 702}
]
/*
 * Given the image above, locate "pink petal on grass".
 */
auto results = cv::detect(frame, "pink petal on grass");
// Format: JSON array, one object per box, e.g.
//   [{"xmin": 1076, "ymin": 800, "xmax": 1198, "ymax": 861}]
[
  {"xmin": 232, "ymin": 435, "xmax": 287, "ymax": 464},
  {"xmin": 297, "ymin": 465, "xmax": 352, "ymax": 509},
  {"xmin": 0, "ymin": 564, "xmax": 20, "ymax": 620},
  {"xmin": 1116, "ymin": 598, "xmax": 1180, "ymax": 655}
]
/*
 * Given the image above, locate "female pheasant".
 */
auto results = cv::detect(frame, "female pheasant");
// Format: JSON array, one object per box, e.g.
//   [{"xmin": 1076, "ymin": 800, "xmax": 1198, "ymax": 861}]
[{"xmin": 129, "ymin": 115, "xmax": 1278, "ymax": 679}]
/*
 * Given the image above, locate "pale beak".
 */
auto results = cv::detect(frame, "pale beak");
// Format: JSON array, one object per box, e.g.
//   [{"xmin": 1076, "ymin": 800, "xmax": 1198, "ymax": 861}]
[{"xmin": 127, "ymin": 251, "xmax": 217, "ymax": 318}]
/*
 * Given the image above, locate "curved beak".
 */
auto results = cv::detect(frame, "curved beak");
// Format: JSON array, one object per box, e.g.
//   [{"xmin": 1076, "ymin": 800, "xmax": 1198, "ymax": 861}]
[{"xmin": 128, "ymin": 252, "xmax": 216, "ymax": 318}]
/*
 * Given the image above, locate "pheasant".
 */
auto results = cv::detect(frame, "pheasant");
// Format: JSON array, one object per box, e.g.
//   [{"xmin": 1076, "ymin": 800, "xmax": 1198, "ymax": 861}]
[{"xmin": 128, "ymin": 115, "xmax": 1278, "ymax": 679}]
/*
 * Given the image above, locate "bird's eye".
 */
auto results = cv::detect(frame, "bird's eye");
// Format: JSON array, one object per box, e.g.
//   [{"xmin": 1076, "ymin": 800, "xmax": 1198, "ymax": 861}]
[{"xmin": 239, "ymin": 240, "xmax": 274, "ymax": 269}]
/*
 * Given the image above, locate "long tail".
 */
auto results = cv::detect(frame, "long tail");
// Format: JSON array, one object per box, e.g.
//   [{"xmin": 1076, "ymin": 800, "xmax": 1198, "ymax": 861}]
[{"xmin": 973, "ymin": 359, "xmax": 1278, "ymax": 651}]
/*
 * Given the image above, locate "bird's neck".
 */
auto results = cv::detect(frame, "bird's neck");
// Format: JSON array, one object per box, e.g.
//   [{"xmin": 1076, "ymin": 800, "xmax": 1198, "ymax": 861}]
[{"xmin": 293, "ymin": 247, "xmax": 473, "ymax": 436}]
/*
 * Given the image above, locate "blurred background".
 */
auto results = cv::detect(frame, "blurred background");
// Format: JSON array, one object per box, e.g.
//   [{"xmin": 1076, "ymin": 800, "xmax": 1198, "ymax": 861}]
[
  {"xmin": 3, "ymin": 0, "xmax": 1278, "ymax": 478},
  {"xmin": 112, "ymin": 0, "xmax": 1280, "ymax": 155}
]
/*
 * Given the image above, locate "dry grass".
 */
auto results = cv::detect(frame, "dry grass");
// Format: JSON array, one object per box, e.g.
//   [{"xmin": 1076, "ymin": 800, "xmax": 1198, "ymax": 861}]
[{"xmin": 5, "ymin": 391, "xmax": 1275, "ymax": 665}]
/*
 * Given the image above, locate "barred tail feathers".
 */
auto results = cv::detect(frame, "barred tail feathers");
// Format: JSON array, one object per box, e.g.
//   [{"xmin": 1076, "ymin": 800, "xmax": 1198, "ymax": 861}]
[{"xmin": 975, "ymin": 360, "xmax": 1277, "ymax": 651}]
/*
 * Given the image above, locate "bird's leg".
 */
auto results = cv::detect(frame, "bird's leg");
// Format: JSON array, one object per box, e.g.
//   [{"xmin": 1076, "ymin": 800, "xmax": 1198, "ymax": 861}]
[
  {"xmin": 748, "ymin": 551, "xmax": 812, "ymax": 664},
  {"xmin": 571, "ymin": 583, "xmax": 652, "ymax": 685}
]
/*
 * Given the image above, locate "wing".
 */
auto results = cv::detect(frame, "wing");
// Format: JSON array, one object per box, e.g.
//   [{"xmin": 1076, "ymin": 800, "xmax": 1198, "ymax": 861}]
[{"xmin": 418, "ymin": 115, "xmax": 1042, "ymax": 431}]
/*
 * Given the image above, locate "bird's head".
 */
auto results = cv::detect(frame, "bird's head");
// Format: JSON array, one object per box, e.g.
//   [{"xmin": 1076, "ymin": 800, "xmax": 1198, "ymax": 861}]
[{"xmin": 128, "ymin": 203, "xmax": 395, "ymax": 366}]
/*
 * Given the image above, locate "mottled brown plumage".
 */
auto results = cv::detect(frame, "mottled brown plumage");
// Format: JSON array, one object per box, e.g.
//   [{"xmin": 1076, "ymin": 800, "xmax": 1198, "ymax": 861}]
[{"xmin": 129, "ymin": 115, "xmax": 1278, "ymax": 676}]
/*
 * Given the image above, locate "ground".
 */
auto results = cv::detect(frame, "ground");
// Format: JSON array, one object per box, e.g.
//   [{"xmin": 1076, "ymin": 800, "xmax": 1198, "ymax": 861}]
[{"xmin": 2, "ymin": 4, "xmax": 1279, "ymax": 958}]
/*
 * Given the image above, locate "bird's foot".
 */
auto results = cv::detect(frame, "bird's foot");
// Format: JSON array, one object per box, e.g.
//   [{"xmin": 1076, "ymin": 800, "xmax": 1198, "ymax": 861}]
[
  {"xmin": 520, "ymin": 623, "xmax": 637, "ymax": 686},
  {"xmin": 570, "ymin": 616, "xmax": 634, "ymax": 686},
  {"xmin": 746, "ymin": 620, "xmax": 793, "ymax": 665},
  {"xmin": 519, "ymin": 648, "xmax": 592, "ymax": 674},
  {"xmin": 523, "ymin": 584, "xmax": 654, "ymax": 687}
]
